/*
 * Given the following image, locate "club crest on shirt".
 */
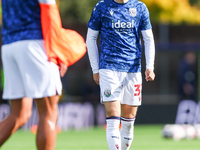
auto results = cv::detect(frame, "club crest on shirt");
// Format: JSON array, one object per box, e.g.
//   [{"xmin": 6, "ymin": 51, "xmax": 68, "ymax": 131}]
[
  {"xmin": 104, "ymin": 89, "xmax": 111, "ymax": 97},
  {"xmin": 129, "ymin": 8, "xmax": 137, "ymax": 17}
]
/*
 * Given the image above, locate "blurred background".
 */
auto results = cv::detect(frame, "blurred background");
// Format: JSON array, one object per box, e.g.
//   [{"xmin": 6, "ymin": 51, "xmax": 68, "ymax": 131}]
[{"xmin": 0, "ymin": 0, "xmax": 200, "ymax": 129}]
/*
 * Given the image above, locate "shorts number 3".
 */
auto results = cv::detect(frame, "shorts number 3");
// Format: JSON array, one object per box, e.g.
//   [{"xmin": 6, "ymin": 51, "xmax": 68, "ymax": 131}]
[{"xmin": 134, "ymin": 84, "xmax": 142, "ymax": 96}]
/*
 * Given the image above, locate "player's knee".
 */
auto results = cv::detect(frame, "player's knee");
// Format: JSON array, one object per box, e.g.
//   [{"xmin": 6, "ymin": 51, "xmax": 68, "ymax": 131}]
[
  {"xmin": 121, "ymin": 113, "xmax": 136, "ymax": 119},
  {"xmin": 39, "ymin": 105, "xmax": 58, "ymax": 121},
  {"xmin": 11, "ymin": 110, "xmax": 32, "ymax": 127},
  {"xmin": 131, "ymin": 112, "xmax": 137, "ymax": 118},
  {"xmin": 106, "ymin": 108, "xmax": 120, "ymax": 117},
  {"xmin": 106, "ymin": 111, "xmax": 120, "ymax": 118},
  {"xmin": 122, "ymin": 109, "xmax": 138, "ymax": 119},
  {"xmin": 50, "ymin": 105, "xmax": 58, "ymax": 121},
  {"xmin": 49, "ymin": 105, "xmax": 58, "ymax": 116},
  {"xmin": 20, "ymin": 111, "xmax": 32, "ymax": 126}
]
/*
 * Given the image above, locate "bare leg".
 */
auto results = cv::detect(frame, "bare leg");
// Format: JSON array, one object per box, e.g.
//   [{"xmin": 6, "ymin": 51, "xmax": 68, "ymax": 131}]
[
  {"xmin": 104, "ymin": 101, "xmax": 121, "ymax": 117},
  {"xmin": 121, "ymin": 104, "xmax": 138, "ymax": 119},
  {"xmin": 0, "ymin": 98, "xmax": 33, "ymax": 147},
  {"xmin": 34, "ymin": 95, "xmax": 59, "ymax": 150}
]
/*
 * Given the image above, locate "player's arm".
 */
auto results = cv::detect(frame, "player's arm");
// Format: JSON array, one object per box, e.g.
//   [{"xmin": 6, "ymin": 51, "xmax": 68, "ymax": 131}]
[
  {"xmin": 38, "ymin": 0, "xmax": 69, "ymax": 78},
  {"xmin": 140, "ymin": 3, "xmax": 155, "ymax": 81},
  {"xmin": 86, "ymin": 1, "xmax": 102, "ymax": 85},
  {"xmin": 59, "ymin": 61, "xmax": 68, "ymax": 77},
  {"xmin": 86, "ymin": 28, "xmax": 100, "ymax": 85},
  {"xmin": 141, "ymin": 29, "xmax": 155, "ymax": 81},
  {"xmin": 38, "ymin": 0, "xmax": 87, "ymax": 77}
]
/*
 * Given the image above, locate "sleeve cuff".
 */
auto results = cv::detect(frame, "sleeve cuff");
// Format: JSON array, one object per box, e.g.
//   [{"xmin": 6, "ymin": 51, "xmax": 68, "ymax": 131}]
[{"xmin": 92, "ymin": 69, "xmax": 99, "ymax": 74}]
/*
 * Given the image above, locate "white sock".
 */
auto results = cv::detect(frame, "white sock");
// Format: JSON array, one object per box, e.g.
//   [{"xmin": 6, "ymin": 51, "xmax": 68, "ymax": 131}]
[
  {"xmin": 106, "ymin": 117, "xmax": 121, "ymax": 150},
  {"xmin": 120, "ymin": 117, "xmax": 135, "ymax": 150}
]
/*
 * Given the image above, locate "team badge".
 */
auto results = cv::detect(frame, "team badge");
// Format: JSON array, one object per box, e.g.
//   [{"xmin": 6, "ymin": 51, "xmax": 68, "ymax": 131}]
[
  {"xmin": 129, "ymin": 8, "xmax": 137, "ymax": 17},
  {"xmin": 104, "ymin": 89, "xmax": 111, "ymax": 98}
]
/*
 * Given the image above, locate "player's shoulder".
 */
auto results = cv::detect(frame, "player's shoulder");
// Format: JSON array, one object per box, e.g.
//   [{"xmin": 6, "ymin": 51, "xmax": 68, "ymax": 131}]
[
  {"xmin": 136, "ymin": 1, "xmax": 149, "ymax": 13},
  {"xmin": 93, "ymin": 0, "xmax": 105, "ymax": 11},
  {"xmin": 94, "ymin": 0, "xmax": 114, "ymax": 7},
  {"xmin": 137, "ymin": 1, "xmax": 148, "ymax": 8},
  {"xmin": 95, "ymin": 0, "xmax": 106, "ymax": 7},
  {"xmin": 92, "ymin": 0, "xmax": 113, "ymax": 13}
]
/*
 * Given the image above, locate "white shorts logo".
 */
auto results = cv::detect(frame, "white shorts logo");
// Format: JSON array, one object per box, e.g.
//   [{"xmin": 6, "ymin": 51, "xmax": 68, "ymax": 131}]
[{"xmin": 104, "ymin": 89, "xmax": 111, "ymax": 98}]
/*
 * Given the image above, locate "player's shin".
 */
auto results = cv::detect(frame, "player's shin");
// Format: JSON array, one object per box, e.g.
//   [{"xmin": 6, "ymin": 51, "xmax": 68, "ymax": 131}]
[
  {"xmin": 120, "ymin": 117, "xmax": 135, "ymax": 150},
  {"xmin": 106, "ymin": 117, "xmax": 121, "ymax": 150}
]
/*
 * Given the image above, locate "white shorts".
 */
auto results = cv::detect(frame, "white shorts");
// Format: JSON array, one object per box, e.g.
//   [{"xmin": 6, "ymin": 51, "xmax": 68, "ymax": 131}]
[
  {"xmin": 99, "ymin": 69, "xmax": 142, "ymax": 106},
  {"xmin": 1, "ymin": 40, "xmax": 62, "ymax": 100}
]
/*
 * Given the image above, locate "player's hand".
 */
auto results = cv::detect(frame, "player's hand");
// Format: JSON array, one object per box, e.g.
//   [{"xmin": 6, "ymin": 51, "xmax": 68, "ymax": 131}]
[
  {"xmin": 60, "ymin": 62, "xmax": 68, "ymax": 77},
  {"xmin": 93, "ymin": 73, "xmax": 99, "ymax": 85},
  {"xmin": 145, "ymin": 69, "xmax": 155, "ymax": 81}
]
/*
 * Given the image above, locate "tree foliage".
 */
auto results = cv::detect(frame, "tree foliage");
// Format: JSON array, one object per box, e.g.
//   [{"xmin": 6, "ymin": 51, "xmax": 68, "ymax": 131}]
[
  {"xmin": 58, "ymin": 0, "xmax": 98, "ymax": 24},
  {"xmin": 58, "ymin": 0, "xmax": 200, "ymax": 25},
  {"xmin": 0, "ymin": 0, "xmax": 199, "ymax": 25},
  {"xmin": 189, "ymin": 0, "xmax": 200, "ymax": 7},
  {"xmin": 141, "ymin": 0, "xmax": 200, "ymax": 25}
]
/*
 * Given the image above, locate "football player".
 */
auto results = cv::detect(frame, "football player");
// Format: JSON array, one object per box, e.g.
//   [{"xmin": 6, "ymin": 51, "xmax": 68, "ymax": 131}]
[{"xmin": 86, "ymin": 0, "xmax": 155, "ymax": 149}]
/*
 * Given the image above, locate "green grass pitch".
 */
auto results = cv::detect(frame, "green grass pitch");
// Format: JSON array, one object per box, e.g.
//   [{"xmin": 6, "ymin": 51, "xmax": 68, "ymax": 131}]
[{"xmin": 1, "ymin": 125, "xmax": 199, "ymax": 150}]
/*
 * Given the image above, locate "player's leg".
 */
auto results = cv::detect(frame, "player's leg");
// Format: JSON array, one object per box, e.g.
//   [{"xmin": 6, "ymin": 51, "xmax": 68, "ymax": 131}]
[
  {"xmin": 99, "ymin": 69, "xmax": 124, "ymax": 150},
  {"xmin": 104, "ymin": 101, "xmax": 121, "ymax": 150},
  {"xmin": 120, "ymin": 72, "xmax": 142, "ymax": 150},
  {"xmin": 34, "ymin": 95, "xmax": 59, "ymax": 150},
  {"xmin": 17, "ymin": 40, "xmax": 62, "ymax": 150},
  {"xmin": 120, "ymin": 105, "xmax": 138, "ymax": 150},
  {"xmin": 0, "ymin": 98, "xmax": 33, "ymax": 147}
]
